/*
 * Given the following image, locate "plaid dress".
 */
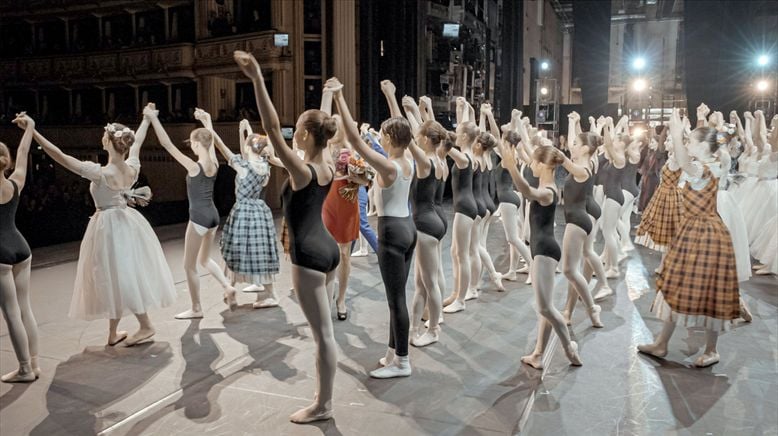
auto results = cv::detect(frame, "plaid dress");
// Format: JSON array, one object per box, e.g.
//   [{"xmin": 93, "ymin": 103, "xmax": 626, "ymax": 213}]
[
  {"xmin": 635, "ymin": 163, "xmax": 683, "ymax": 251},
  {"xmin": 652, "ymin": 165, "xmax": 740, "ymax": 331},
  {"xmin": 220, "ymin": 156, "xmax": 280, "ymax": 284}
]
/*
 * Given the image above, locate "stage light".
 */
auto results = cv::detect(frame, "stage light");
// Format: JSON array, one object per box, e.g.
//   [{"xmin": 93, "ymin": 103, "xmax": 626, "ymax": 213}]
[
  {"xmin": 540, "ymin": 61, "xmax": 549, "ymax": 70},
  {"xmin": 756, "ymin": 80, "xmax": 769, "ymax": 92},
  {"xmin": 757, "ymin": 55, "xmax": 769, "ymax": 66},
  {"xmin": 540, "ymin": 87, "xmax": 549, "ymax": 95},
  {"xmin": 633, "ymin": 127, "xmax": 645, "ymax": 137},
  {"xmin": 632, "ymin": 57, "xmax": 646, "ymax": 70},
  {"xmin": 632, "ymin": 78, "xmax": 647, "ymax": 92}
]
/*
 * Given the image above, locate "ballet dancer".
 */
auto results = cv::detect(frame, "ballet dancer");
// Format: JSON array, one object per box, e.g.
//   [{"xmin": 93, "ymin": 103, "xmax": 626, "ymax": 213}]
[
  {"xmin": 599, "ymin": 116, "xmax": 629, "ymax": 277},
  {"xmin": 194, "ymin": 109, "xmax": 281, "ymax": 309},
  {"xmin": 236, "ymin": 50, "xmax": 340, "ymax": 423},
  {"xmin": 500, "ymin": 142, "xmax": 582, "ymax": 369},
  {"xmin": 31, "ymin": 107, "xmax": 176, "ymax": 346},
  {"xmin": 146, "ymin": 105, "xmax": 237, "ymax": 319},
  {"xmin": 1, "ymin": 113, "xmax": 40, "ymax": 382}
]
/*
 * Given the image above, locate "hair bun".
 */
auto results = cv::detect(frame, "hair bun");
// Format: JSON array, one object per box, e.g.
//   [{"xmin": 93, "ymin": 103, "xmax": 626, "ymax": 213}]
[{"xmin": 322, "ymin": 116, "xmax": 338, "ymax": 141}]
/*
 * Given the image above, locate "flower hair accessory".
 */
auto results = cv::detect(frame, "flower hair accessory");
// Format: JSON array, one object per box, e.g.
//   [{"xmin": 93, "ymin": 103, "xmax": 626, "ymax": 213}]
[{"xmin": 104, "ymin": 123, "xmax": 134, "ymax": 138}]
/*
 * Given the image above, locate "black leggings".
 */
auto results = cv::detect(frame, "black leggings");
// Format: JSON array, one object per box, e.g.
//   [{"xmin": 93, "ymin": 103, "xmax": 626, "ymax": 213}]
[{"xmin": 377, "ymin": 216, "xmax": 417, "ymax": 356}]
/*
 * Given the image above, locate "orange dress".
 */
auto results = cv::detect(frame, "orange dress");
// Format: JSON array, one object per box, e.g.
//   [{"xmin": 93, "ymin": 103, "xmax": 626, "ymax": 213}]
[
  {"xmin": 322, "ymin": 178, "xmax": 360, "ymax": 244},
  {"xmin": 635, "ymin": 163, "xmax": 683, "ymax": 252}
]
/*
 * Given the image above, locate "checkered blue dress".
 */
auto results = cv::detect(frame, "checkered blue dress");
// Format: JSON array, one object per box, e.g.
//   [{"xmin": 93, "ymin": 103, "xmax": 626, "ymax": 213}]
[{"xmin": 220, "ymin": 155, "xmax": 280, "ymax": 285}]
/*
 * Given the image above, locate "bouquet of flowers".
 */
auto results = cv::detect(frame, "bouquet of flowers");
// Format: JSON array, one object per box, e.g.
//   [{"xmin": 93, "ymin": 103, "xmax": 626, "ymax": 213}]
[{"xmin": 336, "ymin": 150, "xmax": 376, "ymax": 203}]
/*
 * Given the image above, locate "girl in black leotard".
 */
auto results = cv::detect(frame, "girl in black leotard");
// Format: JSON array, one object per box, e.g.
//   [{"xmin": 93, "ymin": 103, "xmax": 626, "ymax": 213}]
[
  {"xmin": 149, "ymin": 114, "xmax": 237, "ymax": 319},
  {"xmin": 442, "ymin": 106, "xmax": 479, "ymax": 314},
  {"xmin": 600, "ymin": 116, "xmax": 630, "ymax": 277},
  {"xmin": 236, "ymin": 51, "xmax": 339, "ymax": 424},
  {"xmin": 336, "ymin": 80, "xmax": 417, "ymax": 379},
  {"xmin": 1, "ymin": 114, "xmax": 40, "ymax": 383},
  {"xmin": 617, "ymin": 137, "xmax": 643, "ymax": 254},
  {"xmin": 496, "ymin": 130, "xmax": 534, "ymax": 283},
  {"xmin": 500, "ymin": 143, "xmax": 582, "ymax": 370}
]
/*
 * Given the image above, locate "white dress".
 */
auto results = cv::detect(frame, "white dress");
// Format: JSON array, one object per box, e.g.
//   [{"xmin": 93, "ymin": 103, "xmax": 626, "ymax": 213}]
[
  {"xmin": 728, "ymin": 154, "xmax": 759, "ymax": 205},
  {"xmin": 741, "ymin": 153, "xmax": 778, "ymax": 244},
  {"xmin": 69, "ymin": 158, "xmax": 178, "ymax": 320}
]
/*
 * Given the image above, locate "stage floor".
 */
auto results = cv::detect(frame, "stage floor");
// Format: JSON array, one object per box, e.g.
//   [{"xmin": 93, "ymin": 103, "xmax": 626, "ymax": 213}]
[{"xmin": 1, "ymin": 208, "xmax": 776, "ymax": 436}]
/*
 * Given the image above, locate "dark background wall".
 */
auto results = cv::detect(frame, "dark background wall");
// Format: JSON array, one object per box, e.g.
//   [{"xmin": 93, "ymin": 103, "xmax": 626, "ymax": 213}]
[{"xmin": 573, "ymin": 0, "xmax": 612, "ymax": 118}]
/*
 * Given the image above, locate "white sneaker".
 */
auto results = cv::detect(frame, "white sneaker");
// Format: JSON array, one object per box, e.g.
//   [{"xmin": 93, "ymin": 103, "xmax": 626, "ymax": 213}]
[{"xmin": 370, "ymin": 356, "xmax": 412, "ymax": 378}]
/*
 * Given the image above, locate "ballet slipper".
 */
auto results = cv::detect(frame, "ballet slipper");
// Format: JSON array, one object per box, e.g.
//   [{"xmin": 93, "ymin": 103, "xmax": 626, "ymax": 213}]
[
  {"xmin": 442, "ymin": 294, "xmax": 457, "ymax": 307},
  {"xmin": 605, "ymin": 268, "xmax": 620, "ymax": 279},
  {"xmin": 443, "ymin": 300, "xmax": 466, "ymax": 313},
  {"xmin": 464, "ymin": 288, "xmax": 480, "ymax": 301},
  {"xmin": 253, "ymin": 298, "xmax": 279, "ymax": 309},
  {"xmin": 379, "ymin": 347, "xmax": 395, "ymax": 367},
  {"xmin": 424, "ymin": 316, "xmax": 444, "ymax": 328},
  {"xmin": 524, "ymin": 275, "xmax": 532, "ymax": 285},
  {"xmin": 1, "ymin": 367, "xmax": 37, "ymax": 383},
  {"xmin": 108, "ymin": 330, "xmax": 129, "ymax": 346},
  {"xmin": 351, "ymin": 249, "xmax": 368, "ymax": 258},
  {"xmin": 175, "ymin": 309, "xmax": 204, "ymax": 319},
  {"xmin": 224, "ymin": 287, "xmax": 238, "ymax": 311},
  {"xmin": 739, "ymin": 299, "xmax": 753, "ymax": 322},
  {"xmin": 370, "ymin": 355, "xmax": 412, "ymax": 378},
  {"xmin": 289, "ymin": 404, "xmax": 333, "ymax": 424},
  {"xmin": 755, "ymin": 267, "xmax": 774, "ymax": 276},
  {"xmin": 588, "ymin": 305, "xmax": 604, "ymax": 328},
  {"xmin": 502, "ymin": 270, "xmax": 518, "ymax": 281},
  {"xmin": 126, "ymin": 329, "xmax": 155, "ymax": 346},
  {"xmin": 564, "ymin": 342, "xmax": 583, "ymax": 366},
  {"xmin": 693, "ymin": 351, "xmax": 720, "ymax": 368},
  {"xmin": 31, "ymin": 357, "xmax": 41, "ymax": 378},
  {"xmin": 411, "ymin": 326, "xmax": 441, "ymax": 347},
  {"xmin": 637, "ymin": 342, "xmax": 668, "ymax": 358},
  {"xmin": 521, "ymin": 353, "xmax": 544, "ymax": 370},
  {"xmin": 242, "ymin": 284, "xmax": 265, "ymax": 293},
  {"xmin": 593, "ymin": 286, "xmax": 613, "ymax": 301},
  {"xmin": 517, "ymin": 265, "xmax": 530, "ymax": 274},
  {"xmin": 752, "ymin": 263, "xmax": 766, "ymax": 270},
  {"xmin": 491, "ymin": 273, "xmax": 506, "ymax": 291}
]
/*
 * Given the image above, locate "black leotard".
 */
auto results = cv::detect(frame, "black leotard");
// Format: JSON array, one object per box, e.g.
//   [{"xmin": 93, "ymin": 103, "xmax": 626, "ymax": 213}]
[
  {"xmin": 523, "ymin": 163, "xmax": 540, "ymax": 188},
  {"xmin": 529, "ymin": 187, "xmax": 561, "ymax": 261},
  {"xmin": 496, "ymin": 164, "xmax": 521, "ymax": 206},
  {"xmin": 564, "ymin": 168, "xmax": 595, "ymax": 234},
  {"xmin": 472, "ymin": 167, "xmax": 487, "ymax": 218},
  {"xmin": 413, "ymin": 161, "xmax": 446, "ymax": 240},
  {"xmin": 186, "ymin": 162, "xmax": 220, "ymax": 228},
  {"xmin": 282, "ymin": 165, "xmax": 340, "ymax": 273},
  {"xmin": 621, "ymin": 161, "xmax": 639, "ymax": 197},
  {"xmin": 451, "ymin": 156, "xmax": 478, "ymax": 219},
  {"xmin": 593, "ymin": 154, "xmax": 608, "ymax": 186},
  {"xmin": 586, "ymin": 189, "xmax": 601, "ymax": 220},
  {"xmin": 434, "ymin": 177, "xmax": 448, "ymax": 234},
  {"xmin": 483, "ymin": 167, "xmax": 497, "ymax": 214},
  {"xmin": 601, "ymin": 161, "xmax": 625, "ymax": 205},
  {"xmin": 0, "ymin": 180, "xmax": 32, "ymax": 265}
]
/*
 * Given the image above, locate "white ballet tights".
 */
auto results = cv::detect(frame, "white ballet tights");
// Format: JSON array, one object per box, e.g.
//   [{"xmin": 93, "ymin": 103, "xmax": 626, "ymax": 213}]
[
  {"xmin": 183, "ymin": 221, "xmax": 234, "ymax": 313},
  {"xmin": 529, "ymin": 256, "xmax": 573, "ymax": 353},
  {"xmin": 335, "ymin": 243, "xmax": 352, "ymax": 312},
  {"xmin": 561, "ymin": 224, "xmax": 600, "ymax": 323},
  {"xmin": 618, "ymin": 191, "xmax": 636, "ymax": 251},
  {"xmin": 468, "ymin": 216, "xmax": 484, "ymax": 291},
  {"xmin": 583, "ymin": 215, "xmax": 611, "ymax": 294},
  {"xmin": 477, "ymin": 212, "xmax": 501, "ymax": 283},
  {"xmin": 0, "ymin": 258, "xmax": 39, "ymax": 379},
  {"xmin": 411, "ymin": 232, "xmax": 443, "ymax": 332},
  {"xmin": 444, "ymin": 213, "xmax": 474, "ymax": 307},
  {"xmin": 289, "ymin": 265, "xmax": 337, "ymax": 423},
  {"xmin": 498, "ymin": 203, "xmax": 532, "ymax": 273},
  {"xmin": 601, "ymin": 198, "xmax": 623, "ymax": 271}
]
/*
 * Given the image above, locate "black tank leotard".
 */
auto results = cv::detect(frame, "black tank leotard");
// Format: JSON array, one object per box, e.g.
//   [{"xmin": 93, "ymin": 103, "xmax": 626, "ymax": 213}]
[
  {"xmin": 451, "ymin": 156, "xmax": 478, "ymax": 219},
  {"xmin": 593, "ymin": 154, "xmax": 608, "ymax": 186},
  {"xmin": 413, "ymin": 161, "xmax": 446, "ymax": 240},
  {"xmin": 472, "ymin": 167, "xmax": 487, "ymax": 218},
  {"xmin": 0, "ymin": 180, "xmax": 32, "ymax": 265},
  {"xmin": 621, "ymin": 161, "xmax": 639, "ymax": 197},
  {"xmin": 186, "ymin": 162, "xmax": 220, "ymax": 228},
  {"xmin": 434, "ymin": 177, "xmax": 448, "ymax": 234},
  {"xmin": 522, "ymin": 163, "xmax": 540, "ymax": 188},
  {"xmin": 282, "ymin": 165, "xmax": 340, "ymax": 273},
  {"xmin": 564, "ymin": 168, "xmax": 595, "ymax": 234},
  {"xmin": 482, "ymin": 167, "xmax": 497, "ymax": 214},
  {"xmin": 529, "ymin": 187, "xmax": 561, "ymax": 261},
  {"xmin": 496, "ymin": 164, "xmax": 521, "ymax": 206},
  {"xmin": 601, "ymin": 161, "xmax": 625, "ymax": 205}
]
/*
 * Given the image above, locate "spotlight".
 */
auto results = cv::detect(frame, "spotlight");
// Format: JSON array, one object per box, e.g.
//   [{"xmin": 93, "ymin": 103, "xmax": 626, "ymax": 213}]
[
  {"xmin": 632, "ymin": 57, "xmax": 646, "ymax": 70},
  {"xmin": 540, "ymin": 61, "xmax": 549, "ymax": 71},
  {"xmin": 633, "ymin": 127, "xmax": 645, "ymax": 137},
  {"xmin": 632, "ymin": 78, "xmax": 647, "ymax": 92},
  {"xmin": 540, "ymin": 87, "xmax": 549, "ymax": 95},
  {"xmin": 757, "ymin": 54, "xmax": 769, "ymax": 67},
  {"xmin": 756, "ymin": 80, "xmax": 769, "ymax": 92}
]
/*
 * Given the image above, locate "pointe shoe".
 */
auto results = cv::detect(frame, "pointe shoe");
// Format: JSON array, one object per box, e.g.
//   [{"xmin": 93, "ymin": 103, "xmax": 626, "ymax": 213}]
[
  {"xmin": 411, "ymin": 326, "xmax": 440, "ymax": 347},
  {"xmin": 370, "ymin": 356, "xmax": 412, "ymax": 378},
  {"xmin": 224, "ymin": 287, "xmax": 238, "ymax": 311},
  {"xmin": 1, "ymin": 368, "xmax": 37, "ymax": 383},
  {"xmin": 242, "ymin": 284, "xmax": 265, "ymax": 293},
  {"xmin": 289, "ymin": 404, "xmax": 333, "ymax": 424},
  {"xmin": 517, "ymin": 265, "xmax": 530, "ymax": 274},
  {"xmin": 588, "ymin": 305, "xmax": 604, "ymax": 328},
  {"xmin": 593, "ymin": 286, "xmax": 613, "ymax": 301},
  {"xmin": 465, "ymin": 288, "xmax": 480, "ymax": 301},
  {"xmin": 637, "ymin": 343, "xmax": 668, "ymax": 358},
  {"xmin": 126, "ymin": 329, "xmax": 155, "ymax": 346},
  {"xmin": 253, "ymin": 298, "xmax": 279, "ymax": 309},
  {"xmin": 108, "ymin": 330, "xmax": 129, "ymax": 346},
  {"xmin": 693, "ymin": 351, "xmax": 720, "ymax": 368},
  {"xmin": 739, "ymin": 301, "xmax": 753, "ymax": 322},
  {"xmin": 502, "ymin": 270, "xmax": 518, "ymax": 281},
  {"xmin": 564, "ymin": 342, "xmax": 583, "ymax": 366},
  {"xmin": 521, "ymin": 353, "xmax": 544, "ymax": 370},
  {"xmin": 175, "ymin": 309, "xmax": 204, "ymax": 320},
  {"xmin": 443, "ymin": 300, "xmax": 466, "ymax": 313},
  {"xmin": 379, "ymin": 348, "xmax": 395, "ymax": 367},
  {"xmin": 605, "ymin": 268, "xmax": 620, "ymax": 279},
  {"xmin": 491, "ymin": 274, "xmax": 506, "ymax": 291}
]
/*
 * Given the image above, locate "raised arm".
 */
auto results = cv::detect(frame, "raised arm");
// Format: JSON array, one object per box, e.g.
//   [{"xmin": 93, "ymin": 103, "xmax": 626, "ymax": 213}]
[
  {"xmin": 195, "ymin": 108, "xmax": 235, "ymax": 162},
  {"xmin": 515, "ymin": 118, "xmax": 534, "ymax": 165},
  {"xmin": 146, "ymin": 112, "xmax": 198, "ymax": 173},
  {"xmin": 31, "ymin": 129, "xmax": 85, "ymax": 175},
  {"xmin": 568, "ymin": 112, "xmax": 580, "ymax": 140},
  {"xmin": 331, "ymin": 80, "xmax": 397, "ymax": 182},
  {"xmin": 696, "ymin": 103, "xmax": 709, "ymax": 128},
  {"xmin": 234, "ymin": 50, "xmax": 309, "ymax": 186},
  {"xmin": 743, "ymin": 111, "xmax": 756, "ymax": 153},
  {"xmin": 128, "ymin": 110, "xmax": 151, "ymax": 161},
  {"xmin": 668, "ymin": 108, "xmax": 696, "ymax": 175},
  {"xmin": 401, "ymin": 96, "xmax": 423, "ymax": 133},
  {"xmin": 381, "ymin": 80, "xmax": 403, "ymax": 119},
  {"xmin": 478, "ymin": 105, "xmax": 487, "ymax": 133},
  {"xmin": 484, "ymin": 104, "xmax": 500, "ymax": 138},
  {"xmin": 498, "ymin": 141, "xmax": 554, "ymax": 205},
  {"xmin": 9, "ymin": 113, "xmax": 35, "ymax": 188},
  {"xmin": 419, "ymin": 96, "xmax": 434, "ymax": 122},
  {"xmin": 755, "ymin": 110, "xmax": 769, "ymax": 152},
  {"xmin": 320, "ymin": 88, "xmax": 334, "ymax": 116},
  {"xmin": 657, "ymin": 125, "xmax": 668, "ymax": 153}
]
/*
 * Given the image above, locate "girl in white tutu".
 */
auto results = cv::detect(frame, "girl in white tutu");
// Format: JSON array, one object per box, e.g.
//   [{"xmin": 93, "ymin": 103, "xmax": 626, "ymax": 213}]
[{"xmin": 31, "ymin": 105, "xmax": 177, "ymax": 346}]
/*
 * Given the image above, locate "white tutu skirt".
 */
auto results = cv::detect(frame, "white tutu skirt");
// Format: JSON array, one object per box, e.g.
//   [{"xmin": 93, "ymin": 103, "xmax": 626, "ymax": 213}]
[
  {"xmin": 729, "ymin": 176, "xmax": 757, "ymax": 207},
  {"xmin": 751, "ymin": 215, "xmax": 778, "ymax": 274},
  {"xmin": 69, "ymin": 207, "xmax": 178, "ymax": 320},
  {"xmin": 741, "ymin": 179, "xmax": 777, "ymax": 244},
  {"xmin": 717, "ymin": 191, "xmax": 752, "ymax": 282}
]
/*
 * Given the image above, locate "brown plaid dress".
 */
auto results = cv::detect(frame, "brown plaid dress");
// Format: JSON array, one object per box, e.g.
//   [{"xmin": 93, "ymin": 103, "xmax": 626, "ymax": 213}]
[
  {"xmin": 635, "ymin": 163, "xmax": 683, "ymax": 251},
  {"xmin": 654, "ymin": 165, "xmax": 740, "ymax": 324}
]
